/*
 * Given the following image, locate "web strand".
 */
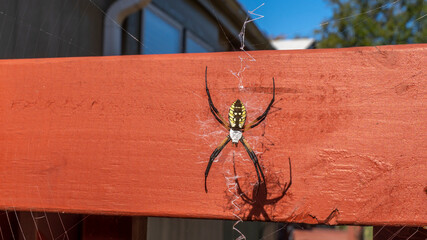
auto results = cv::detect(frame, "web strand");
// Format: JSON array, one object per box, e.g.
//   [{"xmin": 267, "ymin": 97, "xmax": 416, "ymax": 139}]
[
  {"xmin": 232, "ymin": 3, "xmax": 265, "ymax": 89},
  {"xmin": 319, "ymin": 0, "xmax": 401, "ymax": 27},
  {"xmin": 0, "ymin": 1, "xmax": 424, "ymax": 239},
  {"xmin": 224, "ymin": 153, "xmax": 246, "ymax": 240},
  {"xmin": 88, "ymin": 0, "xmax": 144, "ymax": 48}
]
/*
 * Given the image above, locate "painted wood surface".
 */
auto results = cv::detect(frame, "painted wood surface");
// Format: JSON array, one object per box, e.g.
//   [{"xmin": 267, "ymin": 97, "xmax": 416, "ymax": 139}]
[{"xmin": 0, "ymin": 44, "xmax": 426, "ymax": 225}]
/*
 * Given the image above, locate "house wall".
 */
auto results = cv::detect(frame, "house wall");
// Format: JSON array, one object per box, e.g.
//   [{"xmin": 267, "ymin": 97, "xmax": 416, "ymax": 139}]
[
  {"xmin": 0, "ymin": 0, "xmax": 114, "ymax": 59},
  {"xmin": 0, "ymin": 0, "xmax": 242, "ymax": 59}
]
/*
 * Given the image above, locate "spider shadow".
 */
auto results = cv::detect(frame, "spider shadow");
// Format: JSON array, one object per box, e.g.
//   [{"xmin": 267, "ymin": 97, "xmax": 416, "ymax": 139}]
[{"xmin": 232, "ymin": 157, "xmax": 292, "ymax": 221}]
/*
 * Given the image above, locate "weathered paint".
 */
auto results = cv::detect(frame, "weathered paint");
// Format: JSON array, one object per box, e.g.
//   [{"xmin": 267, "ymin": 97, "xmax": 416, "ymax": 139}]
[{"xmin": 0, "ymin": 44, "xmax": 426, "ymax": 225}]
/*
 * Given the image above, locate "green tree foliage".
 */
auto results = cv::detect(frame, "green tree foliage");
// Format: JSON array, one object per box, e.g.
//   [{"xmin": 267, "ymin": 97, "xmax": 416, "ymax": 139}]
[{"xmin": 315, "ymin": 0, "xmax": 426, "ymax": 48}]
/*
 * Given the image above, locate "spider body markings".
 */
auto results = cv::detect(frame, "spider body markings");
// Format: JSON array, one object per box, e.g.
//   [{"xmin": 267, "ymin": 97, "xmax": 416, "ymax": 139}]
[
  {"xmin": 204, "ymin": 66, "xmax": 275, "ymax": 193},
  {"xmin": 229, "ymin": 99, "xmax": 245, "ymax": 145}
]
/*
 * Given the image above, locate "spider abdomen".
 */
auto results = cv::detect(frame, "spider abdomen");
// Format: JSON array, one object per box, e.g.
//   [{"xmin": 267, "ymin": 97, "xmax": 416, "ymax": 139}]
[
  {"xmin": 228, "ymin": 99, "xmax": 246, "ymax": 130},
  {"xmin": 229, "ymin": 129, "xmax": 243, "ymax": 143}
]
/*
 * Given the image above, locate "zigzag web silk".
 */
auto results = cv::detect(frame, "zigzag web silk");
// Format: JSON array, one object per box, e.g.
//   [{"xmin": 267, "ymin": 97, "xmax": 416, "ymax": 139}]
[
  {"xmin": 203, "ymin": 0, "xmax": 425, "ymax": 239},
  {"xmin": 0, "ymin": 0, "xmax": 425, "ymax": 239}
]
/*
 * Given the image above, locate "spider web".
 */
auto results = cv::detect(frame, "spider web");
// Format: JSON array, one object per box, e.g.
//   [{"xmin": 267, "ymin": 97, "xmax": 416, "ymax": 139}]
[{"xmin": 0, "ymin": 0, "xmax": 426, "ymax": 239}]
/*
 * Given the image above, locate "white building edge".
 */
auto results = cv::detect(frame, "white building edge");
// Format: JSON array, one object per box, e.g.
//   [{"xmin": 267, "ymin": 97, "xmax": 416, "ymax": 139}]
[{"xmin": 271, "ymin": 38, "xmax": 315, "ymax": 50}]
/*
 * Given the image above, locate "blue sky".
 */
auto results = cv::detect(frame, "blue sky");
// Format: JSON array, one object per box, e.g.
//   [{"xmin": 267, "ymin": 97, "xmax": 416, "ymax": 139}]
[{"xmin": 237, "ymin": 0, "xmax": 333, "ymax": 39}]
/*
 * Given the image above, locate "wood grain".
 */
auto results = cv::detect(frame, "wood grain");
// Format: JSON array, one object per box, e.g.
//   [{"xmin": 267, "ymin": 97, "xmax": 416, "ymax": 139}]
[{"xmin": 0, "ymin": 44, "xmax": 426, "ymax": 225}]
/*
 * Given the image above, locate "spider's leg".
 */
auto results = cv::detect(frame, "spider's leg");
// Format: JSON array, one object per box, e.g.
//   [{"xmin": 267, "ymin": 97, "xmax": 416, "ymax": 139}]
[
  {"xmin": 240, "ymin": 137, "xmax": 266, "ymax": 185},
  {"xmin": 244, "ymin": 77, "xmax": 275, "ymax": 131},
  {"xmin": 205, "ymin": 135, "xmax": 231, "ymax": 193},
  {"xmin": 205, "ymin": 66, "xmax": 230, "ymax": 130}
]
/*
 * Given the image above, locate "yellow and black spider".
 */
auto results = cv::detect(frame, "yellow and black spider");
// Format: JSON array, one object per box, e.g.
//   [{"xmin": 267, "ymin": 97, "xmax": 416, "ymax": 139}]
[{"xmin": 204, "ymin": 66, "xmax": 275, "ymax": 193}]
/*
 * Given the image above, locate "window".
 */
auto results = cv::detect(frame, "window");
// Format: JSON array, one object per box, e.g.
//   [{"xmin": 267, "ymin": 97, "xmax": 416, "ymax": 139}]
[
  {"xmin": 141, "ymin": 6, "xmax": 182, "ymax": 54},
  {"xmin": 138, "ymin": 5, "xmax": 212, "ymax": 55},
  {"xmin": 185, "ymin": 31, "xmax": 212, "ymax": 53}
]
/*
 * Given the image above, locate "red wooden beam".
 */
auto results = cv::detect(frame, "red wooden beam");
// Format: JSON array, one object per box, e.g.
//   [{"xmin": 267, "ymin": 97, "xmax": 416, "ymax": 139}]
[{"xmin": 0, "ymin": 44, "xmax": 426, "ymax": 226}]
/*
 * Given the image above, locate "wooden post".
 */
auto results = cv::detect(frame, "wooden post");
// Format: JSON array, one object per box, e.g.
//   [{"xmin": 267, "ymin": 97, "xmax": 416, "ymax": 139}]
[{"xmin": 0, "ymin": 44, "xmax": 426, "ymax": 226}]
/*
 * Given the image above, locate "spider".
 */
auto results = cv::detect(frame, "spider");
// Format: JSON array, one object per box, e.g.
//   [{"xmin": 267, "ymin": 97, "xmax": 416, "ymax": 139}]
[{"xmin": 204, "ymin": 66, "xmax": 275, "ymax": 193}]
